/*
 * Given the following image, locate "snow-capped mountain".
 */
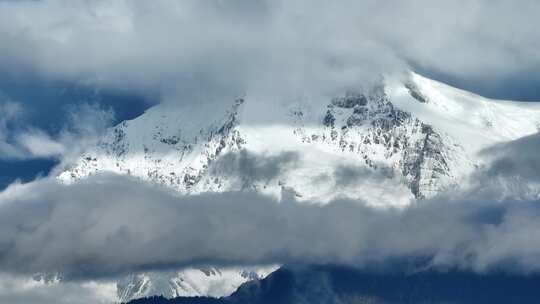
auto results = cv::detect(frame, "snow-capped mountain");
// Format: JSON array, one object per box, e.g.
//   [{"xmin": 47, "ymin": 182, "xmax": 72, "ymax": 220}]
[
  {"xmin": 116, "ymin": 267, "xmax": 276, "ymax": 302},
  {"xmin": 57, "ymin": 72, "xmax": 540, "ymax": 302}
]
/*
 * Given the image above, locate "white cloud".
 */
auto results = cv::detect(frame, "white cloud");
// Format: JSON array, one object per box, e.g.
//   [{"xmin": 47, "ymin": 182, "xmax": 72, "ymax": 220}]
[
  {"xmin": 2, "ymin": 0, "xmax": 539, "ymax": 160},
  {"xmin": 15, "ymin": 130, "xmax": 65, "ymax": 158},
  {"xmin": 0, "ymin": 0, "xmax": 405, "ymax": 101},
  {"xmin": 1, "ymin": 1, "xmax": 540, "ymax": 302},
  {"xmin": 0, "ymin": 0, "xmax": 539, "ymax": 102},
  {"xmin": 0, "ymin": 273, "xmax": 116, "ymax": 304},
  {"xmin": 0, "ymin": 100, "xmax": 114, "ymax": 161}
]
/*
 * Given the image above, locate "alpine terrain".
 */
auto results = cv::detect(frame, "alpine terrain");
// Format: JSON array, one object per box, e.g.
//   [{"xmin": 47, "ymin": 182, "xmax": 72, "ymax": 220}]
[{"xmin": 57, "ymin": 72, "xmax": 540, "ymax": 302}]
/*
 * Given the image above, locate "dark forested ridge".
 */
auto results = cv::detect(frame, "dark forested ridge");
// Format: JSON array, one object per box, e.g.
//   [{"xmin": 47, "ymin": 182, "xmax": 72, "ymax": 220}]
[
  {"xmin": 127, "ymin": 266, "xmax": 540, "ymax": 304},
  {"xmin": 126, "ymin": 295, "xmax": 226, "ymax": 304}
]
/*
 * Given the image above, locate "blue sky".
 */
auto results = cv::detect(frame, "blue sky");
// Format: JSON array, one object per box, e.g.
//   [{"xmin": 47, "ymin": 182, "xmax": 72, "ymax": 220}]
[{"xmin": 0, "ymin": 78, "xmax": 149, "ymax": 188}]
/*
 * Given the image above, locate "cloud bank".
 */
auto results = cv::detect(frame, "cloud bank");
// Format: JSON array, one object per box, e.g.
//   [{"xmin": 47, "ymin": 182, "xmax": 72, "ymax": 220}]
[
  {"xmin": 1, "ymin": 0, "xmax": 539, "ymax": 102},
  {"xmin": 0, "ymin": 0, "xmax": 402, "ymax": 103},
  {"xmin": 1, "ymin": 133, "xmax": 540, "ymax": 281},
  {"xmin": 0, "ymin": 274, "xmax": 115, "ymax": 304}
]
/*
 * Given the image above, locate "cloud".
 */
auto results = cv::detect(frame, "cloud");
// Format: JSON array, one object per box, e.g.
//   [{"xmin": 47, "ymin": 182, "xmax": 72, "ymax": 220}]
[
  {"xmin": 2, "ymin": 0, "xmax": 539, "ymax": 160},
  {"xmin": 481, "ymin": 133, "xmax": 540, "ymax": 183},
  {"xmin": 460, "ymin": 133, "xmax": 540, "ymax": 200},
  {"xmin": 0, "ymin": 273, "xmax": 115, "ymax": 304},
  {"xmin": 210, "ymin": 150, "xmax": 300, "ymax": 187},
  {"xmin": 53, "ymin": 102, "xmax": 115, "ymax": 162},
  {"xmin": 0, "ymin": 97, "xmax": 62, "ymax": 160},
  {"xmin": 0, "ymin": 0, "xmax": 539, "ymax": 102},
  {"xmin": 0, "ymin": 99, "xmax": 25, "ymax": 159},
  {"xmin": 332, "ymin": 165, "xmax": 390, "ymax": 188},
  {"xmin": 0, "ymin": 100, "xmax": 114, "ymax": 161},
  {"xmin": 15, "ymin": 130, "xmax": 65, "ymax": 158},
  {"xmin": 1, "ymin": 1, "xmax": 540, "ymax": 302},
  {"xmin": 0, "ymin": 166, "xmax": 538, "ymax": 282},
  {"xmin": 0, "ymin": 0, "xmax": 404, "ymax": 102},
  {"xmin": 364, "ymin": 1, "xmax": 540, "ymax": 99}
]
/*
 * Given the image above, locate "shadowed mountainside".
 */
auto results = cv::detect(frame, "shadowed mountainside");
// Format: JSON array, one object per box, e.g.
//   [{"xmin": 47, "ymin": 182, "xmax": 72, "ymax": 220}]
[{"xmin": 127, "ymin": 265, "xmax": 540, "ymax": 304}]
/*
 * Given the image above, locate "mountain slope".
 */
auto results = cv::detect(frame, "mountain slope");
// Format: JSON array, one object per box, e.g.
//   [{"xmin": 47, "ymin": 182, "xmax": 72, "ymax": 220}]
[
  {"xmin": 126, "ymin": 266, "xmax": 540, "ymax": 304},
  {"xmin": 57, "ymin": 72, "xmax": 540, "ymax": 302}
]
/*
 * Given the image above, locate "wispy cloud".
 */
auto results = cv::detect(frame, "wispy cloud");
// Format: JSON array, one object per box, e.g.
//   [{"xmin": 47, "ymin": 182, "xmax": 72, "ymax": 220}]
[
  {"xmin": 0, "ymin": 99, "xmax": 114, "ymax": 161},
  {"xmin": 0, "ymin": 273, "xmax": 115, "ymax": 304}
]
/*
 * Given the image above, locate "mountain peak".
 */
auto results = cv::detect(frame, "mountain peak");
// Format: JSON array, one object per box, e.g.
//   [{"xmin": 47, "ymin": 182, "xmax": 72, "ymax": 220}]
[{"xmin": 57, "ymin": 73, "xmax": 540, "ymax": 302}]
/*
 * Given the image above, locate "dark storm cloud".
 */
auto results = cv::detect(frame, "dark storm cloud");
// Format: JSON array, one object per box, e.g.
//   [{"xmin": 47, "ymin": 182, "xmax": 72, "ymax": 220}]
[{"xmin": 210, "ymin": 150, "xmax": 300, "ymax": 185}]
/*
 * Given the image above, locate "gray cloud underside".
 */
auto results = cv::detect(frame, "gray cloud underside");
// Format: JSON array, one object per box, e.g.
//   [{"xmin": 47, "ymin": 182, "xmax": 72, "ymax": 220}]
[
  {"xmin": 1, "ymin": 134, "xmax": 540, "ymax": 281},
  {"xmin": 1, "ymin": 0, "xmax": 539, "ymax": 101},
  {"xmin": 480, "ymin": 133, "xmax": 540, "ymax": 183},
  {"xmin": 210, "ymin": 150, "xmax": 300, "ymax": 186}
]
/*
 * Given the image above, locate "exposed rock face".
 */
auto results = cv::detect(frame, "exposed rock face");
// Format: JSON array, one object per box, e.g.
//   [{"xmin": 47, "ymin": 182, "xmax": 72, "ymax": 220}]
[
  {"xmin": 60, "ymin": 99, "xmax": 246, "ymax": 194},
  {"xmin": 57, "ymin": 84, "xmax": 468, "ymax": 302},
  {"xmin": 56, "ymin": 72, "xmax": 540, "ymax": 302},
  {"xmin": 60, "ymin": 86, "xmax": 469, "ymax": 201},
  {"xmin": 405, "ymin": 79, "xmax": 430, "ymax": 103},
  {"xmin": 58, "ymin": 100, "xmax": 268, "ymax": 303},
  {"xmin": 117, "ymin": 267, "xmax": 276, "ymax": 303},
  {"xmin": 293, "ymin": 88, "xmax": 468, "ymax": 199}
]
